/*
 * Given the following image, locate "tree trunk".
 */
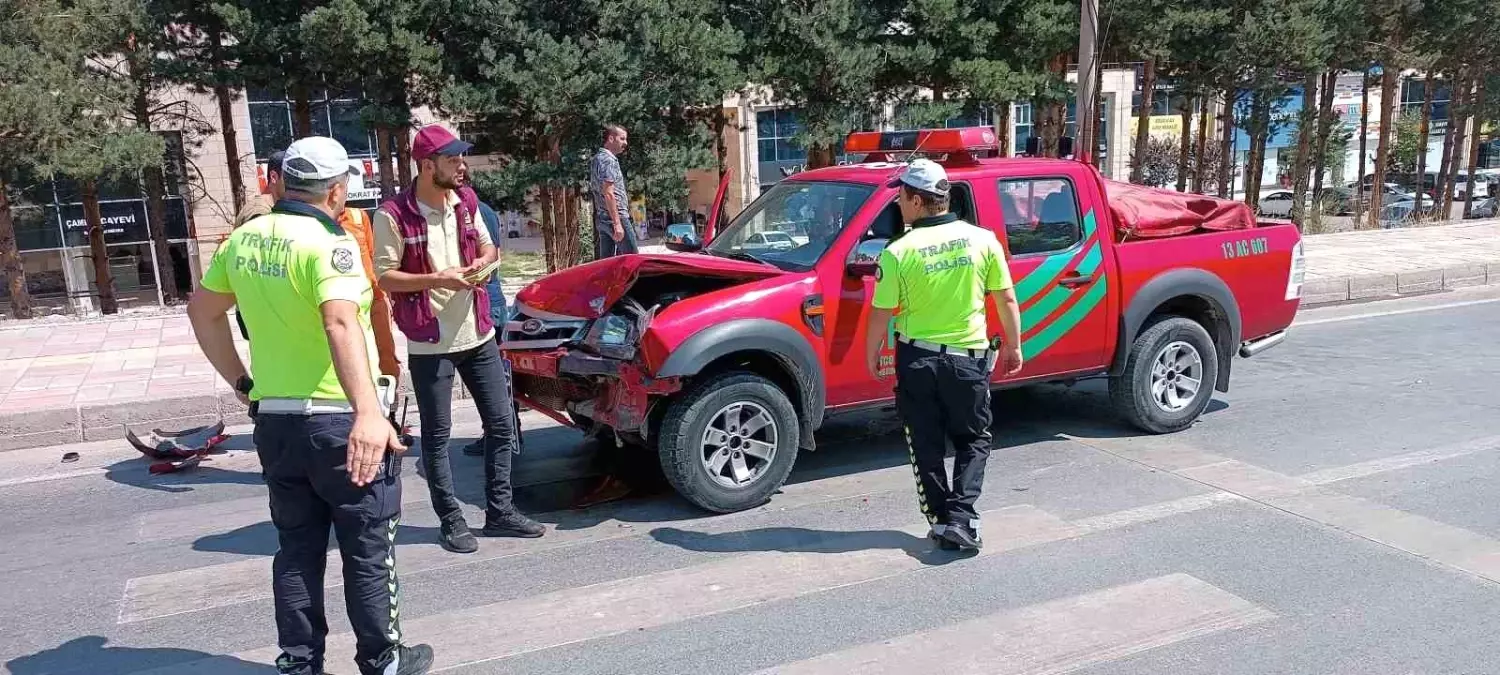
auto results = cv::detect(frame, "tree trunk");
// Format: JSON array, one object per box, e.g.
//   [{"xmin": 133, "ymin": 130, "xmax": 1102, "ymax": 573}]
[
  {"xmin": 130, "ymin": 59, "xmax": 179, "ymax": 304},
  {"xmin": 0, "ymin": 175, "xmax": 32, "ymax": 319},
  {"xmin": 996, "ymin": 102, "xmax": 1012, "ymax": 157},
  {"xmin": 1414, "ymin": 76, "xmax": 1433, "ymax": 218},
  {"xmin": 1354, "ymin": 70, "xmax": 1371, "ymax": 227},
  {"xmin": 1444, "ymin": 74, "xmax": 1470, "ymax": 219},
  {"xmin": 563, "ymin": 186, "xmax": 582, "ymax": 267},
  {"xmin": 1246, "ymin": 89, "xmax": 1272, "ymax": 210},
  {"xmin": 1194, "ymin": 94, "xmax": 1211, "ymax": 193},
  {"xmin": 375, "ymin": 125, "xmax": 397, "ymax": 200},
  {"xmin": 1369, "ymin": 68, "xmax": 1398, "ymax": 229},
  {"xmin": 396, "ymin": 126, "xmax": 413, "ymax": 187},
  {"xmin": 1176, "ymin": 98, "xmax": 1192, "ymax": 192},
  {"xmin": 1464, "ymin": 78, "xmax": 1485, "ymax": 218},
  {"xmin": 713, "ymin": 106, "xmax": 730, "ymax": 181},
  {"xmin": 209, "ymin": 31, "xmax": 246, "ymax": 213},
  {"xmin": 1130, "ymin": 59, "xmax": 1156, "ymax": 183},
  {"xmin": 291, "ymin": 83, "xmax": 314, "ymax": 138},
  {"xmin": 1311, "ymin": 68, "xmax": 1337, "ymax": 210},
  {"xmin": 1291, "ymin": 71, "xmax": 1318, "ymax": 227},
  {"xmin": 1218, "ymin": 85, "xmax": 1236, "ymax": 198},
  {"xmin": 1437, "ymin": 85, "xmax": 1456, "ymax": 211},
  {"xmin": 82, "ymin": 179, "xmax": 118, "ymax": 315}
]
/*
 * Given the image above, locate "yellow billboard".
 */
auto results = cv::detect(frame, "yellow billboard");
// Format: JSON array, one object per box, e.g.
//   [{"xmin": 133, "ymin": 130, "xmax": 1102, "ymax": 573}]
[{"xmin": 1130, "ymin": 115, "xmax": 1185, "ymax": 139}]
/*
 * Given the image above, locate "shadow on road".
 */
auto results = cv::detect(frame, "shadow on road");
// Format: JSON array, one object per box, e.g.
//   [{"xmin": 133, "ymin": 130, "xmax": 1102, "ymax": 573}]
[
  {"xmin": 194, "ymin": 520, "xmax": 443, "ymax": 556},
  {"xmin": 102, "ymin": 456, "xmax": 264, "ymax": 494},
  {"xmin": 5, "ymin": 636, "xmax": 272, "ymax": 675},
  {"xmin": 650, "ymin": 526, "xmax": 975, "ymax": 565}
]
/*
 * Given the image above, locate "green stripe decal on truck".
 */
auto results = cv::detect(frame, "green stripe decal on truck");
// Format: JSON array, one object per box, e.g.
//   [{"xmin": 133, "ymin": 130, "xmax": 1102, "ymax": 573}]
[
  {"xmin": 1014, "ymin": 209, "xmax": 1107, "ymax": 360},
  {"xmin": 1022, "ymin": 278, "xmax": 1107, "ymax": 359},
  {"xmin": 1013, "ymin": 210, "xmax": 1099, "ymax": 303},
  {"xmin": 1020, "ymin": 242, "xmax": 1102, "ymax": 327}
]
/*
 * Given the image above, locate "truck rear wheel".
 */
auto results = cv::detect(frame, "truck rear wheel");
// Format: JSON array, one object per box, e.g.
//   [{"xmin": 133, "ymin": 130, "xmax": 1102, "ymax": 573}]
[
  {"xmin": 1109, "ymin": 316, "xmax": 1219, "ymax": 434},
  {"xmin": 657, "ymin": 372, "xmax": 800, "ymax": 513}
]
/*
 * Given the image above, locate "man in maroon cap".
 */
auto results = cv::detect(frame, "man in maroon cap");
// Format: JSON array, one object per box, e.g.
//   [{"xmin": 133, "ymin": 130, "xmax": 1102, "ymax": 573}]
[{"xmin": 373, "ymin": 125, "xmax": 545, "ymax": 554}]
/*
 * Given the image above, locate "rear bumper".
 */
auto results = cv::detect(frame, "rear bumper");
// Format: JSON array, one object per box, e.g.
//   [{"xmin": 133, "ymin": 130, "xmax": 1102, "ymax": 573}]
[{"xmin": 506, "ymin": 348, "xmax": 682, "ymax": 436}]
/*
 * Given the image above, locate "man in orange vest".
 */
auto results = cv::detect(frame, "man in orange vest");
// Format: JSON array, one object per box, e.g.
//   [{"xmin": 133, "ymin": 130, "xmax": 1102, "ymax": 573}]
[{"xmin": 234, "ymin": 150, "xmax": 401, "ymax": 379}]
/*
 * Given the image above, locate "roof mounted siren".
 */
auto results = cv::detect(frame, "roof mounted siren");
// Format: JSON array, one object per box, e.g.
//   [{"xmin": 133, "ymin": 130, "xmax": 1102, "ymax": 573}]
[{"xmin": 844, "ymin": 127, "xmax": 1000, "ymax": 165}]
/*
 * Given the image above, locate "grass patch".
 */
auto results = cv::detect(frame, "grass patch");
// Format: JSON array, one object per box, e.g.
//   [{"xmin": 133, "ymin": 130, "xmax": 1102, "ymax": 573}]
[{"xmin": 499, "ymin": 252, "xmax": 547, "ymax": 282}]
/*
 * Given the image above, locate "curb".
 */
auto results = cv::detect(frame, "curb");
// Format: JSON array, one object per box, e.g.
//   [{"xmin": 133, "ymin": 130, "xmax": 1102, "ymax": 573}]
[
  {"xmin": 1301, "ymin": 262, "xmax": 1500, "ymax": 306},
  {"xmin": 0, "ymin": 378, "xmax": 493, "ymax": 453}
]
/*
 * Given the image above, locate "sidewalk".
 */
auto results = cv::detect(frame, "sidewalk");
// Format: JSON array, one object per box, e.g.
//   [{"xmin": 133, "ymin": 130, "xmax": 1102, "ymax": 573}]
[{"xmin": 0, "ymin": 221, "xmax": 1496, "ymax": 451}]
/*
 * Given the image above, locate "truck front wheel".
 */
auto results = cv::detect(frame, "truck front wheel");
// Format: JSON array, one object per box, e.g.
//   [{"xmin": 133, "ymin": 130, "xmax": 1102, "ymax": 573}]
[
  {"xmin": 657, "ymin": 372, "xmax": 800, "ymax": 513},
  {"xmin": 1109, "ymin": 316, "xmax": 1219, "ymax": 434}
]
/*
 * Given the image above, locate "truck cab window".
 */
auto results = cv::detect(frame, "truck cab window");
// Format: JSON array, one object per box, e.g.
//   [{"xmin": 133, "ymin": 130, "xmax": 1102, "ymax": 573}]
[
  {"xmin": 997, "ymin": 178, "xmax": 1083, "ymax": 255},
  {"xmin": 863, "ymin": 181, "xmax": 975, "ymax": 241}
]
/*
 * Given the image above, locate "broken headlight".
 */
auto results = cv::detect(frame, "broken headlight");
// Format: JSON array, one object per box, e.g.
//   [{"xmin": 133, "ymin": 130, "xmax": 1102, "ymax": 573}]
[{"xmin": 581, "ymin": 312, "xmax": 638, "ymax": 360}]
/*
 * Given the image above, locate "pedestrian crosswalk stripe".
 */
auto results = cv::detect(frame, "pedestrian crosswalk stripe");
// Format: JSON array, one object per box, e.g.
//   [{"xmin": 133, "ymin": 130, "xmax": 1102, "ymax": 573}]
[
  {"xmin": 216, "ymin": 505, "xmax": 1080, "ymax": 671},
  {"xmin": 752, "ymin": 573, "xmax": 1275, "ymax": 674},
  {"xmin": 116, "ymin": 456, "xmax": 939, "ymax": 624}
]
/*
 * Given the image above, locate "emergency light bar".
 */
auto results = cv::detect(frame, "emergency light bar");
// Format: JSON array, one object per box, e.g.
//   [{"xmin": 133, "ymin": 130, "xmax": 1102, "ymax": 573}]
[{"xmin": 844, "ymin": 127, "xmax": 1000, "ymax": 162}]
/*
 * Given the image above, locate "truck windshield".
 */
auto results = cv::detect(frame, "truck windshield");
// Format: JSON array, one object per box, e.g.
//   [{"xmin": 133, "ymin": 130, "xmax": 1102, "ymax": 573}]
[{"xmin": 706, "ymin": 181, "xmax": 875, "ymax": 271}]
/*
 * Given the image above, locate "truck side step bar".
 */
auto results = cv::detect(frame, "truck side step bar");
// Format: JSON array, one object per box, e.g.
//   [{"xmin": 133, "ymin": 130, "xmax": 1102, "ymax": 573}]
[{"xmin": 1238, "ymin": 330, "xmax": 1286, "ymax": 358}]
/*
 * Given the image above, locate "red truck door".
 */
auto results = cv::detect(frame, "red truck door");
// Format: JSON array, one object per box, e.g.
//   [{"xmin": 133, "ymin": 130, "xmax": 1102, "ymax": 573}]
[{"xmin": 974, "ymin": 173, "xmax": 1112, "ymax": 379}]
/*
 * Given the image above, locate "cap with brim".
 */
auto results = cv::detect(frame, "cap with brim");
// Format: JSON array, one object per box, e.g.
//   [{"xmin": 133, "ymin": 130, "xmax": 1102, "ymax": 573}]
[
  {"xmin": 887, "ymin": 158, "xmax": 950, "ymax": 196},
  {"xmin": 412, "ymin": 125, "xmax": 474, "ymax": 163},
  {"xmin": 281, "ymin": 136, "xmax": 362, "ymax": 181}
]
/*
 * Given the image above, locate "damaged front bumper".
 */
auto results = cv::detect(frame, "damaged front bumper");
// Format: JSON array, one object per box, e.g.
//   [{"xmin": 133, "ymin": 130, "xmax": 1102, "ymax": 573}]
[{"xmin": 507, "ymin": 347, "xmax": 682, "ymax": 439}]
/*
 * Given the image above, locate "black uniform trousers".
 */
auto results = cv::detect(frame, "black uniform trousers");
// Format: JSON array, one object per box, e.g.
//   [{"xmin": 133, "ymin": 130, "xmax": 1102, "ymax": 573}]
[
  {"xmin": 893, "ymin": 341, "xmax": 995, "ymax": 529},
  {"xmin": 255, "ymin": 413, "xmax": 404, "ymax": 675}
]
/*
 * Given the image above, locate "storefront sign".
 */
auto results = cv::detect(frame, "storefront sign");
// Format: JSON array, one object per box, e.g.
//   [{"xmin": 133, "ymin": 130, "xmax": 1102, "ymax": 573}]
[
  {"xmin": 1129, "ymin": 115, "xmax": 1184, "ymax": 139},
  {"xmin": 56, "ymin": 198, "xmax": 190, "ymax": 248}
]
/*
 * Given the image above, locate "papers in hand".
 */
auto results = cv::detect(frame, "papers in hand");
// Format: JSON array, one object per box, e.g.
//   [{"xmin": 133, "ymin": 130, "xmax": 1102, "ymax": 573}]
[{"xmin": 463, "ymin": 259, "xmax": 502, "ymax": 285}]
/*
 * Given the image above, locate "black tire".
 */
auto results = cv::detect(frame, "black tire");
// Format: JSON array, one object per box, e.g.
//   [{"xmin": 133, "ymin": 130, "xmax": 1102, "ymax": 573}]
[
  {"xmin": 656, "ymin": 372, "xmax": 800, "ymax": 513},
  {"xmin": 1109, "ymin": 316, "xmax": 1219, "ymax": 434}
]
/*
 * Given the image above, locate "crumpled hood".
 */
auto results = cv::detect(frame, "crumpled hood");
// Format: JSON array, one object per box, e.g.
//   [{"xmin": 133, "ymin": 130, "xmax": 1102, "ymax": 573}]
[{"xmin": 514, "ymin": 253, "xmax": 783, "ymax": 318}]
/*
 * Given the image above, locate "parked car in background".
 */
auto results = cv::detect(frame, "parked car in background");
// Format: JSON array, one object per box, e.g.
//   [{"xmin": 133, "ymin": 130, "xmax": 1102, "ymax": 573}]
[{"xmin": 1465, "ymin": 196, "xmax": 1498, "ymax": 219}]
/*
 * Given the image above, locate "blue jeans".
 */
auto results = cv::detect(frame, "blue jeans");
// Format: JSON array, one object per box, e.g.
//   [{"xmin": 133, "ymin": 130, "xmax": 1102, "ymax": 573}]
[
  {"xmin": 408, "ymin": 337, "xmax": 519, "ymax": 528},
  {"xmin": 595, "ymin": 223, "xmax": 639, "ymax": 258},
  {"xmin": 254, "ymin": 413, "xmax": 404, "ymax": 675}
]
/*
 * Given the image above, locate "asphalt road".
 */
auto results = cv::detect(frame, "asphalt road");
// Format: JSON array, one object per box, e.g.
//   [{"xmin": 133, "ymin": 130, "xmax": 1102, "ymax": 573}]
[{"xmin": 4, "ymin": 286, "xmax": 1500, "ymax": 674}]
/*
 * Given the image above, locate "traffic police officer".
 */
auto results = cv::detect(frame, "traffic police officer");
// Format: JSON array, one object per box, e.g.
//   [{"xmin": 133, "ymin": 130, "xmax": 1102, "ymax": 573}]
[
  {"xmin": 864, "ymin": 159, "xmax": 1024, "ymax": 551},
  {"xmin": 187, "ymin": 136, "xmax": 434, "ymax": 675}
]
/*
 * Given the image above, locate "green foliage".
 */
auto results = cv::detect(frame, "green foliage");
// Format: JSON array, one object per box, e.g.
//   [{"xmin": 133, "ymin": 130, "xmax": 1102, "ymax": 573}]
[
  {"xmin": 0, "ymin": 0, "xmax": 163, "ymax": 181},
  {"xmin": 1388, "ymin": 111, "xmax": 1424, "ymax": 173}
]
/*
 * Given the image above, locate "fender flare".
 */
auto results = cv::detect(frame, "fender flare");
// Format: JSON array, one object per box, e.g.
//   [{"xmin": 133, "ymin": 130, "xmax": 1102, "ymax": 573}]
[
  {"xmin": 657, "ymin": 319, "xmax": 826, "ymax": 448},
  {"xmin": 1111, "ymin": 268, "xmax": 1241, "ymax": 393}
]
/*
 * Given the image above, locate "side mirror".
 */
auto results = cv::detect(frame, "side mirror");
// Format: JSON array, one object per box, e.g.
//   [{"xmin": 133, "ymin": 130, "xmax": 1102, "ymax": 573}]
[
  {"xmin": 663, "ymin": 224, "xmax": 701, "ymax": 252},
  {"xmin": 846, "ymin": 237, "xmax": 888, "ymax": 278}
]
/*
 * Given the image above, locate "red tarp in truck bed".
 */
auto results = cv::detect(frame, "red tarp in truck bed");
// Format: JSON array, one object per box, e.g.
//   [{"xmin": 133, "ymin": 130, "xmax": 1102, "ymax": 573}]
[{"xmin": 1103, "ymin": 179, "xmax": 1255, "ymax": 238}]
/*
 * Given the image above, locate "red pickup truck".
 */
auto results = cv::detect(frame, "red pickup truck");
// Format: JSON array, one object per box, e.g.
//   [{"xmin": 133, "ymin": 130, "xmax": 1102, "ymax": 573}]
[{"xmin": 503, "ymin": 128, "xmax": 1304, "ymax": 513}]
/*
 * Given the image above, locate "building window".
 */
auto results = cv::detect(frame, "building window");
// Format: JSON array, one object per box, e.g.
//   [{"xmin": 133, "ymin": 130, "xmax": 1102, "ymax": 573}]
[
  {"xmin": 757, "ymin": 108, "xmax": 807, "ymax": 163},
  {"xmin": 1013, "ymin": 103, "xmax": 1034, "ymax": 155},
  {"xmin": 1400, "ymin": 78, "xmax": 1451, "ymax": 128},
  {"xmin": 248, "ymin": 88, "xmax": 378, "ymax": 159}
]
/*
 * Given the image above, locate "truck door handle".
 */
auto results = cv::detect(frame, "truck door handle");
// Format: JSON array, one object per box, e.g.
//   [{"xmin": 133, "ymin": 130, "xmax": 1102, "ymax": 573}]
[{"xmin": 1059, "ymin": 273, "xmax": 1095, "ymax": 288}]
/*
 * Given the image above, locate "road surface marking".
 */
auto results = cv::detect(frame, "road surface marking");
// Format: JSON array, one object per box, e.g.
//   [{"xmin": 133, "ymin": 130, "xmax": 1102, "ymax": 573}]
[
  {"xmin": 753, "ymin": 574, "xmax": 1274, "ymax": 675},
  {"xmin": 138, "ymin": 506, "xmax": 1082, "ymax": 672},
  {"xmin": 1071, "ymin": 434, "xmax": 1500, "ymax": 586},
  {"xmin": 0, "ymin": 467, "xmax": 106, "ymax": 487},
  {"xmin": 116, "ymin": 458, "xmax": 936, "ymax": 624},
  {"xmin": 1298, "ymin": 295, "xmax": 1500, "ymax": 327},
  {"xmin": 1297, "ymin": 435, "xmax": 1500, "ymax": 485}
]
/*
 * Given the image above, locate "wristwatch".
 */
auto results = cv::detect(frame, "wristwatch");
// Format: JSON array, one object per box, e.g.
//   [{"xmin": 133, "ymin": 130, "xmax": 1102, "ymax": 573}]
[{"xmin": 234, "ymin": 375, "xmax": 254, "ymax": 395}]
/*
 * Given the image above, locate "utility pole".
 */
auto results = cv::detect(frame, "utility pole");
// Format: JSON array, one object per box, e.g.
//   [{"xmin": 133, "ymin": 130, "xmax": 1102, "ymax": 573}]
[{"xmin": 1075, "ymin": 0, "xmax": 1099, "ymax": 163}]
